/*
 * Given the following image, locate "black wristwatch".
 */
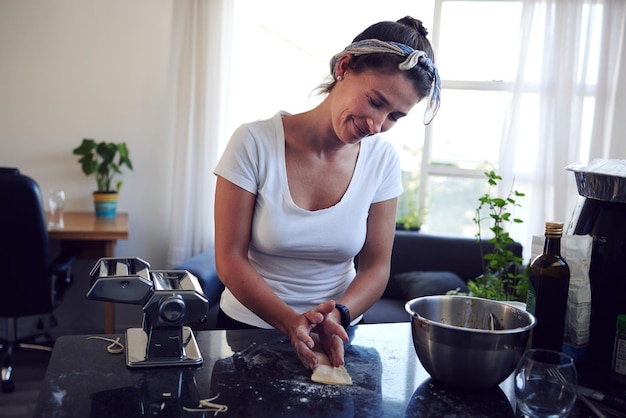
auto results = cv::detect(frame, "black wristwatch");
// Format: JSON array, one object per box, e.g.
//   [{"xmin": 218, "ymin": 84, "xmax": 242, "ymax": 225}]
[{"xmin": 335, "ymin": 303, "xmax": 351, "ymax": 330}]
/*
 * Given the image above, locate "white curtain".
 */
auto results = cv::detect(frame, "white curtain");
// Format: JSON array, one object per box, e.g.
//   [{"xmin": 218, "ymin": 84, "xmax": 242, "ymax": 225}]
[
  {"xmin": 500, "ymin": 0, "xmax": 626, "ymax": 246},
  {"xmin": 166, "ymin": 0, "xmax": 234, "ymax": 267}
]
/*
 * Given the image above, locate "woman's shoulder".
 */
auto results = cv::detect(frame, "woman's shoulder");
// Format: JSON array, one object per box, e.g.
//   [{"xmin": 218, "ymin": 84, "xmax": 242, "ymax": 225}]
[{"xmin": 232, "ymin": 112, "xmax": 287, "ymax": 144}]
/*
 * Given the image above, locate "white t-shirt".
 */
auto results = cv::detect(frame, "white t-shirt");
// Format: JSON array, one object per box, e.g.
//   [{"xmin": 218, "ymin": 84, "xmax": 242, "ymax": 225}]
[{"xmin": 214, "ymin": 112, "xmax": 402, "ymax": 328}]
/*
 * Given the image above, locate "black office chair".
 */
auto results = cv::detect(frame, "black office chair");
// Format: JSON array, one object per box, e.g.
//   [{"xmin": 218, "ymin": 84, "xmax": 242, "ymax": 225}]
[{"xmin": 0, "ymin": 167, "xmax": 78, "ymax": 393}]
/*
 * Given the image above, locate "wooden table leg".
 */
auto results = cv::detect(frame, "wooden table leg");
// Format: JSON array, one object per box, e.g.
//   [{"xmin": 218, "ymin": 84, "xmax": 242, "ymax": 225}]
[{"xmin": 104, "ymin": 302, "xmax": 115, "ymax": 334}]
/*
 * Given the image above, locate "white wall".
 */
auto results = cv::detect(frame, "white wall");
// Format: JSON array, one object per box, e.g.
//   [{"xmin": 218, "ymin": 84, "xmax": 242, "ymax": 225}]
[{"xmin": 0, "ymin": 0, "xmax": 176, "ymax": 268}]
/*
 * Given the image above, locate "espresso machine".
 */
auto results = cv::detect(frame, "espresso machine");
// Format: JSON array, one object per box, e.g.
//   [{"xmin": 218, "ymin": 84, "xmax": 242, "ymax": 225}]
[{"xmin": 567, "ymin": 160, "xmax": 626, "ymax": 390}]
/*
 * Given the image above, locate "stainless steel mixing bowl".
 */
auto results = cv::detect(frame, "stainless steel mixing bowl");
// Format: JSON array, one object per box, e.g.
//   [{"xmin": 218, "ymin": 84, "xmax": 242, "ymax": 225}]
[{"xmin": 405, "ymin": 295, "xmax": 536, "ymax": 390}]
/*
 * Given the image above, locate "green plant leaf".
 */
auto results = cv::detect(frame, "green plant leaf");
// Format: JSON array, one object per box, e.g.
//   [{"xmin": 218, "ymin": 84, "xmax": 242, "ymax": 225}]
[
  {"xmin": 73, "ymin": 138, "xmax": 133, "ymax": 192},
  {"xmin": 473, "ymin": 170, "xmax": 527, "ymax": 302}
]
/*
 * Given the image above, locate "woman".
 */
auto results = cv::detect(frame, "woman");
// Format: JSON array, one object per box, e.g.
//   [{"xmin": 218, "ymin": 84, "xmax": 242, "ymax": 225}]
[{"xmin": 214, "ymin": 16, "xmax": 440, "ymax": 370}]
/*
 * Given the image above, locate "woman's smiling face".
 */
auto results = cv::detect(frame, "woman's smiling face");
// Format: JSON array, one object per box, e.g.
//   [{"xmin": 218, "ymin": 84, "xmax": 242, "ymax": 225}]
[{"xmin": 330, "ymin": 67, "xmax": 421, "ymax": 144}]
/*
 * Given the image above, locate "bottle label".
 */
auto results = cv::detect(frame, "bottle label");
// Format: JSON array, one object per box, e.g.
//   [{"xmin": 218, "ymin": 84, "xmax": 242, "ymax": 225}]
[
  {"xmin": 615, "ymin": 337, "xmax": 626, "ymax": 375},
  {"xmin": 526, "ymin": 286, "xmax": 537, "ymax": 315}
]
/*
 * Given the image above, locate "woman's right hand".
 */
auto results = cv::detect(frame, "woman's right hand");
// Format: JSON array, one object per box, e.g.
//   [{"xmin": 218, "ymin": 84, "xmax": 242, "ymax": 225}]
[{"xmin": 288, "ymin": 301, "xmax": 337, "ymax": 369}]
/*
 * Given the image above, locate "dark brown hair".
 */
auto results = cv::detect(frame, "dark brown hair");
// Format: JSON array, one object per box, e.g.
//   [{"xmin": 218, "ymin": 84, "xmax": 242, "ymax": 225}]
[{"xmin": 320, "ymin": 16, "xmax": 436, "ymax": 100}]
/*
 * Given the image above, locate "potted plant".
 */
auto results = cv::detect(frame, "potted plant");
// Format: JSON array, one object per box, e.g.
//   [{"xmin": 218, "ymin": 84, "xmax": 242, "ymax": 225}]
[
  {"xmin": 470, "ymin": 170, "xmax": 528, "ymax": 301},
  {"xmin": 396, "ymin": 168, "xmax": 424, "ymax": 231},
  {"xmin": 73, "ymin": 138, "xmax": 133, "ymax": 218},
  {"xmin": 449, "ymin": 171, "xmax": 528, "ymax": 302},
  {"xmin": 396, "ymin": 201, "xmax": 425, "ymax": 231}
]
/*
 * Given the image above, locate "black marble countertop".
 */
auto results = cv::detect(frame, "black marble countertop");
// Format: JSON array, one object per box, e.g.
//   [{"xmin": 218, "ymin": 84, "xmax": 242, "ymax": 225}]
[{"xmin": 33, "ymin": 323, "xmax": 596, "ymax": 417}]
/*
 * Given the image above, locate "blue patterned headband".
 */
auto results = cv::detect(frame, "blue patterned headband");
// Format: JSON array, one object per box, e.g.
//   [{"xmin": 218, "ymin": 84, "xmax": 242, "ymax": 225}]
[{"xmin": 331, "ymin": 39, "xmax": 441, "ymax": 125}]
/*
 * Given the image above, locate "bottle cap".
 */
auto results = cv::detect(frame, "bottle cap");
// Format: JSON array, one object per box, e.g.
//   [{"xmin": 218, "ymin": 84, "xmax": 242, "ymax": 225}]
[
  {"xmin": 545, "ymin": 222, "xmax": 564, "ymax": 236},
  {"xmin": 617, "ymin": 314, "xmax": 626, "ymax": 333}
]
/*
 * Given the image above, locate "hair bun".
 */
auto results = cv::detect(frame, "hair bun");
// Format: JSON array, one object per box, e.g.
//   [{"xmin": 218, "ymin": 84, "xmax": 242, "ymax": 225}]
[{"xmin": 397, "ymin": 16, "xmax": 429, "ymax": 38}]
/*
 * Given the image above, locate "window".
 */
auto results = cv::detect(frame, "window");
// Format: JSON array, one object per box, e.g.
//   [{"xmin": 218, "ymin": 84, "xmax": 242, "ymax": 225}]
[
  {"xmin": 226, "ymin": 0, "xmax": 601, "ymax": 246},
  {"xmin": 418, "ymin": 0, "xmax": 525, "ymax": 237}
]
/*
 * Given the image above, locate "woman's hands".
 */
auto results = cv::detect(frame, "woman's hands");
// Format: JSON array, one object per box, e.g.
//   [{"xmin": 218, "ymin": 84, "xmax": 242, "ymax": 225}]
[
  {"xmin": 288, "ymin": 300, "xmax": 349, "ymax": 370},
  {"xmin": 316, "ymin": 303, "xmax": 349, "ymax": 367}
]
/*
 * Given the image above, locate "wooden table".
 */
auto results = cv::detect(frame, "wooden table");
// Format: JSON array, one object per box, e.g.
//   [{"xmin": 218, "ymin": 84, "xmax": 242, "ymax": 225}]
[{"xmin": 47, "ymin": 211, "xmax": 129, "ymax": 334}]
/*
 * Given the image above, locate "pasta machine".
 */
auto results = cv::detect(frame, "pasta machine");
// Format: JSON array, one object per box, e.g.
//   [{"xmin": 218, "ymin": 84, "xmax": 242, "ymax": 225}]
[{"xmin": 87, "ymin": 257, "xmax": 208, "ymax": 368}]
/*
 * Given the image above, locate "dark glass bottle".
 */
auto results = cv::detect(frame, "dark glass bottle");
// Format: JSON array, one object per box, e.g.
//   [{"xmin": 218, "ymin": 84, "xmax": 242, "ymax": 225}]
[{"xmin": 527, "ymin": 222, "xmax": 571, "ymax": 351}]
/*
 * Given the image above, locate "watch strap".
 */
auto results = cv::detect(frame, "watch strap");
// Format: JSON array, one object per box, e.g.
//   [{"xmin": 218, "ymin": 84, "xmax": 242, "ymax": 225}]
[{"xmin": 335, "ymin": 303, "xmax": 351, "ymax": 329}]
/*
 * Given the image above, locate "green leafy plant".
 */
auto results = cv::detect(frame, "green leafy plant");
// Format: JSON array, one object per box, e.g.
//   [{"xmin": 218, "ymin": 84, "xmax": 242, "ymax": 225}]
[
  {"xmin": 468, "ymin": 170, "xmax": 528, "ymax": 301},
  {"xmin": 73, "ymin": 138, "xmax": 133, "ymax": 192},
  {"xmin": 396, "ymin": 201, "xmax": 425, "ymax": 230},
  {"xmin": 396, "ymin": 166, "xmax": 425, "ymax": 230}
]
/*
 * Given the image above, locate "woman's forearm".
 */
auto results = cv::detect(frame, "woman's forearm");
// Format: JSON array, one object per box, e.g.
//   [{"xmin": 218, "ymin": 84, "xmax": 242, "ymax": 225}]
[
  {"xmin": 216, "ymin": 254, "xmax": 301, "ymax": 334},
  {"xmin": 336, "ymin": 263, "xmax": 390, "ymax": 321}
]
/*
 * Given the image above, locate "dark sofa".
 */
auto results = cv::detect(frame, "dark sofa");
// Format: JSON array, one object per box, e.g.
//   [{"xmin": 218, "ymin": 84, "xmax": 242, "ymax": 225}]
[{"xmin": 174, "ymin": 231, "xmax": 523, "ymax": 328}]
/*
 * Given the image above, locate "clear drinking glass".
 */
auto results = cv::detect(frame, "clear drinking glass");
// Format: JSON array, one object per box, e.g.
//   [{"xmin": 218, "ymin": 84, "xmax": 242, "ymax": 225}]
[
  {"xmin": 514, "ymin": 349, "xmax": 577, "ymax": 418},
  {"xmin": 48, "ymin": 189, "xmax": 65, "ymax": 229}
]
